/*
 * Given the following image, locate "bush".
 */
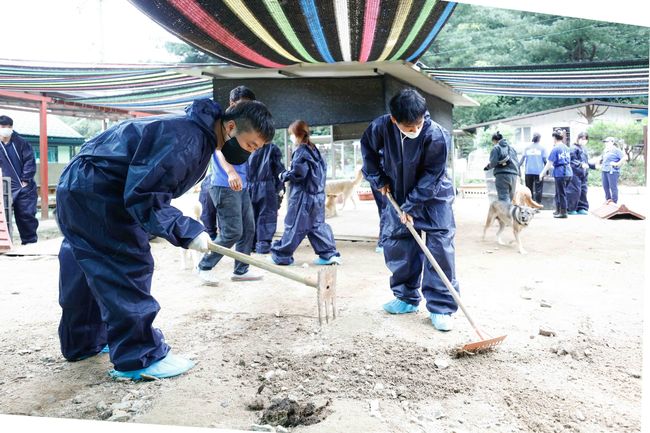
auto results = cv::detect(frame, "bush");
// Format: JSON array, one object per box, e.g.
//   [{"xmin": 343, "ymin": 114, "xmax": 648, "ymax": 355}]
[
  {"xmin": 477, "ymin": 124, "xmax": 515, "ymax": 149},
  {"xmin": 587, "ymin": 159, "xmax": 646, "ymax": 187}
]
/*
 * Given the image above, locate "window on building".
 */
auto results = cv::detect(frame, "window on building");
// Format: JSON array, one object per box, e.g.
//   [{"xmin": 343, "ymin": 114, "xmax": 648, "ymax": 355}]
[
  {"xmin": 514, "ymin": 127, "xmax": 532, "ymax": 144},
  {"xmin": 34, "ymin": 147, "xmax": 58, "ymax": 163}
]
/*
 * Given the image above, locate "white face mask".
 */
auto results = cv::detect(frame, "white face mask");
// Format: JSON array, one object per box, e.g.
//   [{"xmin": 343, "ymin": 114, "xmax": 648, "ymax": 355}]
[
  {"xmin": 0, "ymin": 127, "xmax": 12, "ymax": 138},
  {"xmin": 289, "ymin": 134, "xmax": 297, "ymax": 145},
  {"xmin": 399, "ymin": 126, "xmax": 422, "ymax": 140}
]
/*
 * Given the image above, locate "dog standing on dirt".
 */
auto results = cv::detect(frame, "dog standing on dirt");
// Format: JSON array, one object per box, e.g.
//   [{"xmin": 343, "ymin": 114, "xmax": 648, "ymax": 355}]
[
  {"xmin": 513, "ymin": 184, "xmax": 543, "ymax": 209},
  {"xmin": 325, "ymin": 169, "xmax": 364, "ymax": 212},
  {"xmin": 482, "ymin": 200, "xmax": 536, "ymax": 254}
]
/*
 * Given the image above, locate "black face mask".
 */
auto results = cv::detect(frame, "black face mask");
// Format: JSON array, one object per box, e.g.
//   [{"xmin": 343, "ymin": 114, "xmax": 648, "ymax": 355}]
[{"xmin": 221, "ymin": 136, "xmax": 251, "ymax": 165}]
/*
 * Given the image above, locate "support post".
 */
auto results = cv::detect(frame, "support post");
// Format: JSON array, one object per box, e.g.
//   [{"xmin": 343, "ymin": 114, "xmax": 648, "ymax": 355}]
[{"xmin": 39, "ymin": 100, "xmax": 48, "ymax": 220}]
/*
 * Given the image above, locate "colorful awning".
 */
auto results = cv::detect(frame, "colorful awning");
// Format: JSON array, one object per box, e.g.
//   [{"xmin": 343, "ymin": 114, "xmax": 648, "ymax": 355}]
[
  {"xmin": 424, "ymin": 60, "xmax": 649, "ymax": 98},
  {"xmin": 127, "ymin": 0, "xmax": 458, "ymax": 68}
]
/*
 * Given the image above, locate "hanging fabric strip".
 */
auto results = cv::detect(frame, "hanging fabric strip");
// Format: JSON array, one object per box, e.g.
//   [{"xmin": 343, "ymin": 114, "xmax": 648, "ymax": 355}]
[
  {"xmin": 377, "ymin": 0, "xmax": 414, "ymax": 61},
  {"xmin": 223, "ymin": 0, "xmax": 302, "ymax": 63},
  {"xmin": 263, "ymin": 0, "xmax": 318, "ymax": 63},
  {"xmin": 167, "ymin": 0, "xmax": 286, "ymax": 67},
  {"xmin": 299, "ymin": 0, "xmax": 336, "ymax": 63}
]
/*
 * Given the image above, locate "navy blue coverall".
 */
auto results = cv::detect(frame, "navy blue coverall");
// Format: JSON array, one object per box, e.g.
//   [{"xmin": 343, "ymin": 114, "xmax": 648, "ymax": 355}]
[
  {"xmin": 0, "ymin": 132, "xmax": 39, "ymax": 244},
  {"xmin": 567, "ymin": 143, "xmax": 590, "ymax": 212},
  {"xmin": 360, "ymin": 113, "xmax": 459, "ymax": 315},
  {"xmin": 271, "ymin": 144, "xmax": 340, "ymax": 265},
  {"xmin": 248, "ymin": 143, "xmax": 285, "ymax": 254},
  {"xmin": 55, "ymin": 99, "xmax": 221, "ymax": 371}
]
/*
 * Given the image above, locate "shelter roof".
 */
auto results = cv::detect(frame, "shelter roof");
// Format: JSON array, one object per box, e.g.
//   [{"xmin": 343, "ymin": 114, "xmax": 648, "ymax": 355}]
[
  {"xmin": 424, "ymin": 59, "xmax": 649, "ymax": 98},
  {"xmin": 128, "ymin": 0, "xmax": 458, "ymax": 67}
]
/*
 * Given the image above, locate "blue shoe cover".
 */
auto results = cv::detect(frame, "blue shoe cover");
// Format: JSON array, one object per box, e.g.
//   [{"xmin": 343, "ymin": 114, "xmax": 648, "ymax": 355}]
[
  {"xmin": 375, "ymin": 246, "xmax": 384, "ymax": 254},
  {"xmin": 108, "ymin": 352, "xmax": 195, "ymax": 380},
  {"xmin": 101, "ymin": 345, "xmax": 109, "ymax": 354},
  {"xmin": 383, "ymin": 298, "xmax": 418, "ymax": 314},
  {"xmin": 430, "ymin": 313, "xmax": 453, "ymax": 331},
  {"xmin": 577, "ymin": 209, "xmax": 589, "ymax": 215},
  {"xmin": 267, "ymin": 255, "xmax": 294, "ymax": 266},
  {"xmin": 567, "ymin": 211, "xmax": 578, "ymax": 215},
  {"xmin": 313, "ymin": 256, "xmax": 342, "ymax": 265}
]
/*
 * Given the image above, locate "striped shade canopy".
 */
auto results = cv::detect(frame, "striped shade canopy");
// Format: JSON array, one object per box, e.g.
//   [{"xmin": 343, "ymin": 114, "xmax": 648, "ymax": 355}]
[
  {"xmin": 425, "ymin": 60, "xmax": 649, "ymax": 98},
  {"xmin": 128, "ymin": 0, "xmax": 457, "ymax": 68}
]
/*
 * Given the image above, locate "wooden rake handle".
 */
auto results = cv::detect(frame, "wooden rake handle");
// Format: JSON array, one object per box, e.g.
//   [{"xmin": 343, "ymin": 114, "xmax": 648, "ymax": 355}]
[
  {"xmin": 385, "ymin": 193, "xmax": 486, "ymax": 339},
  {"xmin": 207, "ymin": 241, "xmax": 317, "ymax": 288}
]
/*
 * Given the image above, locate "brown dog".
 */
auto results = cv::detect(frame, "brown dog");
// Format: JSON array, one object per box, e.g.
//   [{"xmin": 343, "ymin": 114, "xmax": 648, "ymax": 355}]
[
  {"xmin": 325, "ymin": 194, "xmax": 339, "ymax": 218},
  {"xmin": 482, "ymin": 200, "xmax": 536, "ymax": 254},
  {"xmin": 325, "ymin": 169, "xmax": 364, "ymax": 211},
  {"xmin": 513, "ymin": 184, "xmax": 543, "ymax": 209}
]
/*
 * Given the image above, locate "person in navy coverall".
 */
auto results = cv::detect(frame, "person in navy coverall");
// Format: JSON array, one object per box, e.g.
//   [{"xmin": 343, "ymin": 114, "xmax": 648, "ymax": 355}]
[
  {"xmin": 360, "ymin": 89, "xmax": 459, "ymax": 332},
  {"xmin": 0, "ymin": 115, "xmax": 39, "ymax": 245},
  {"xmin": 270, "ymin": 120, "xmax": 341, "ymax": 266},
  {"xmin": 55, "ymin": 98, "xmax": 274, "ymax": 379}
]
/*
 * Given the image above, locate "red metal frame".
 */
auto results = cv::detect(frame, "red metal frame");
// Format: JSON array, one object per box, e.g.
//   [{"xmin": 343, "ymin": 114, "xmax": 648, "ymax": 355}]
[{"xmin": 0, "ymin": 90, "xmax": 154, "ymax": 220}]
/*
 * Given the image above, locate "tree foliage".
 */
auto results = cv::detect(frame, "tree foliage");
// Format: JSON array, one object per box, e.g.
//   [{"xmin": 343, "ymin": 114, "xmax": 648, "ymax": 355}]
[
  {"xmin": 164, "ymin": 42, "xmax": 221, "ymax": 63},
  {"xmin": 423, "ymin": 3, "xmax": 649, "ymax": 128}
]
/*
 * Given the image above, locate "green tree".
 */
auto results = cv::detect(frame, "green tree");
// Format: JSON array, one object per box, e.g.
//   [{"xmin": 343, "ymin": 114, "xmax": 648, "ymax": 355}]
[
  {"xmin": 423, "ymin": 3, "xmax": 649, "ymax": 128},
  {"xmin": 164, "ymin": 42, "xmax": 221, "ymax": 63}
]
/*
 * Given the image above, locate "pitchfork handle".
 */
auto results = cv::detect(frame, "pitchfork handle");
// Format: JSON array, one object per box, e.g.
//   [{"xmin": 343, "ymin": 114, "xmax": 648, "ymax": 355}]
[
  {"xmin": 386, "ymin": 193, "xmax": 485, "ymax": 338},
  {"xmin": 207, "ymin": 241, "xmax": 317, "ymax": 288}
]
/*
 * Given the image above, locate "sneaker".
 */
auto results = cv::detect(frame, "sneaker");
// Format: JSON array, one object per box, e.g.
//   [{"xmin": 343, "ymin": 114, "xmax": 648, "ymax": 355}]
[
  {"xmin": 231, "ymin": 269, "xmax": 264, "ymax": 281},
  {"xmin": 577, "ymin": 209, "xmax": 589, "ymax": 215},
  {"xmin": 313, "ymin": 256, "xmax": 342, "ymax": 266},
  {"xmin": 383, "ymin": 298, "xmax": 418, "ymax": 314},
  {"xmin": 554, "ymin": 213, "xmax": 568, "ymax": 219},
  {"xmin": 196, "ymin": 268, "xmax": 219, "ymax": 286},
  {"xmin": 567, "ymin": 211, "xmax": 578, "ymax": 215},
  {"xmin": 430, "ymin": 313, "xmax": 453, "ymax": 331}
]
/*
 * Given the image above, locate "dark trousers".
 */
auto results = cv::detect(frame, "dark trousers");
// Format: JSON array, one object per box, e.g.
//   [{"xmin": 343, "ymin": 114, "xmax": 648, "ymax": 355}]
[
  {"xmin": 56, "ymin": 188, "xmax": 169, "ymax": 371},
  {"xmin": 198, "ymin": 186, "xmax": 254, "ymax": 275},
  {"xmin": 567, "ymin": 171, "xmax": 589, "ymax": 212},
  {"xmin": 199, "ymin": 180, "xmax": 217, "ymax": 239},
  {"xmin": 524, "ymin": 174, "xmax": 544, "ymax": 205},
  {"xmin": 13, "ymin": 181, "xmax": 39, "ymax": 244},
  {"xmin": 495, "ymin": 173, "xmax": 518, "ymax": 202},
  {"xmin": 554, "ymin": 176, "xmax": 571, "ymax": 212},
  {"xmin": 602, "ymin": 171, "xmax": 620, "ymax": 203}
]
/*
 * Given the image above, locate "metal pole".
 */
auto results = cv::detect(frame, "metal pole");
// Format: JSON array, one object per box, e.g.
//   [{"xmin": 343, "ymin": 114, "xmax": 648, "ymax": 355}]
[
  {"xmin": 39, "ymin": 100, "xmax": 48, "ymax": 220},
  {"xmin": 330, "ymin": 125, "xmax": 335, "ymax": 179}
]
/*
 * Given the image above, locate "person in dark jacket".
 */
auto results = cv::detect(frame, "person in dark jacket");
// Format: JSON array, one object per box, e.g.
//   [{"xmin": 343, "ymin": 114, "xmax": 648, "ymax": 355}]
[
  {"xmin": 55, "ymin": 98, "xmax": 274, "ymax": 380},
  {"xmin": 248, "ymin": 142, "xmax": 285, "ymax": 254},
  {"xmin": 0, "ymin": 115, "xmax": 39, "ymax": 245},
  {"xmin": 484, "ymin": 131, "xmax": 519, "ymax": 202},
  {"xmin": 361, "ymin": 88, "xmax": 459, "ymax": 332},
  {"xmin": 270, "ymin": 120, "xmax": 341, "ymax": 266},
  {"xmin": 567, "ymin": 131, "xmax": 591, "ymax": 215},
  {"xmin": 539, "ymin": 128, "xmax": 573, "ymax": 218}
]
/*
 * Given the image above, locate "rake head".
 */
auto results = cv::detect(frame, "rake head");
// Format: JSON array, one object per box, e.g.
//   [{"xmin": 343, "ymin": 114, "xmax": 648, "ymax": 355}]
[
  {"xmin": 316, "ymin": 267, "xmax": 337, "ymax": 325},
  {"xmin": 454, "ymin": 335, "xmax": 507, "ymax": 357}
]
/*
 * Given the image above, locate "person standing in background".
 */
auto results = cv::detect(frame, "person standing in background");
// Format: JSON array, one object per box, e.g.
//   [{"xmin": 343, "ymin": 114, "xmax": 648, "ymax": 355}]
[
  {"xmin": 567, "ymin": 132, "xmax": 591, "ymax": 215},
  {"xmin": 484, "ymin": 131, "xmax": 519, "ymax": 202},
  {"xmin": 539, "ymin": 129, "xmax": 573, "ymax": 218},
  {"xmin": 599, "ymin": 137, "xmax": 625, "ymax": 204},
  {"xmin": 0, "ymin": 115, "xmax": 39, "ymax": 245},
  {"xmin": 518, "ymin": 132, "xmax": 547, "ymax": 205}
]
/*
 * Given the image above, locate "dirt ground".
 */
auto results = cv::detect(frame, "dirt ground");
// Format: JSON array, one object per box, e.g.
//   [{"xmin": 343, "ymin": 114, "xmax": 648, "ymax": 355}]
[{"xmin": 0, "ymin": 186, "xmax": 646, "ymax": 433}]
